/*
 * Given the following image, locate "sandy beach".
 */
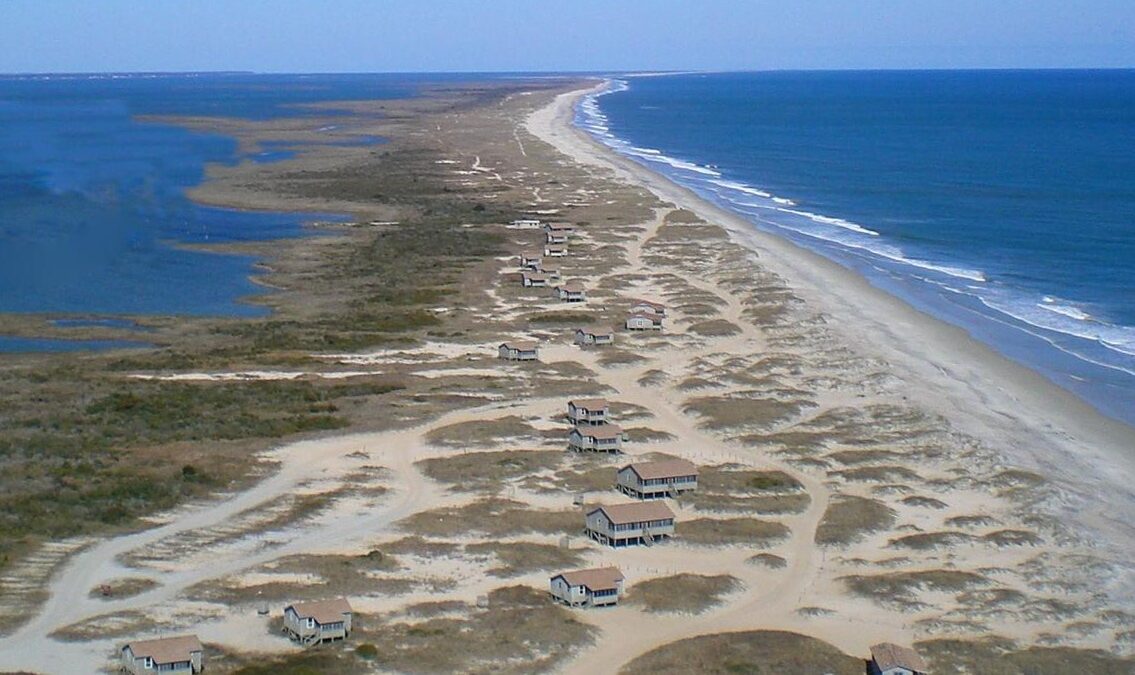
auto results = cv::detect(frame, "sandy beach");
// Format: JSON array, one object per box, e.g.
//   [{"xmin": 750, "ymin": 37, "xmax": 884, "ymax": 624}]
[{"xmin": 1, "ymin": 79, "xmax": 1133, "ymax": 673}]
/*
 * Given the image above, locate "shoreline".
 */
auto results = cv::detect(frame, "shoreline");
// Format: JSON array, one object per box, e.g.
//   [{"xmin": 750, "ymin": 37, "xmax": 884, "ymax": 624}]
[{"xmin": 527, "ymin": 82, "xmax": 1135, "ymax": 564}]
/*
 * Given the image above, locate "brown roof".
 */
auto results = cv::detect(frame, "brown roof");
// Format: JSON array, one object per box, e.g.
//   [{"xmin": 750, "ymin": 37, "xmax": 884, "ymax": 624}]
[
  {"xmin": 870, "ymin": 643, "xmax": 929, "ymax": 673},
  {"xmin": 569, "ymin": 398, "xmax": 609, "ymax": 411},
  {"xmin": 573, "ymin": 423, "xmax": 623, "ymax": 440},
  {"xmin": 287, "ymin": 598, "xmax": 353, "ymax": 624},
  {"xmin": 557, "ymin": 282, "xmax": 585, "ymax": 293},
  {"xmin": 576, "ymin": 326, "xmax": 613, "ymax": 337},
  {"xmin": 631, "ymin": 299, "xmax": 665, "ymax": 310},
  {"xmin": 545, "ymin": 222, "xmax": 575, "ymax": 231},
  {"xmin": 589, "ymin": 501, "xmax": 675, "ymax": 525},
  {"xmin": 545, "ymin": 245, "xmax": 567, "ymax": 252},
  {"xmin": 622, "ymin": 459, "xmax": 698, "ymax": 481},
  {"xmin": 554, "ymin": 566, "xmax": 624, "ymax": 591},
  {"xmin": 522, "ymin": 272, "xmax": 548, "ymax": 281},
  {"xmin": 520, "ymin": 252, "xmax": 541, "ymax": 259},
  {"xmin": 124, "ymin": 635, "xmax": 203, "ymax": 664},
  {"xmin": 500, "ymin": 341, "xmax": 539, "ymax": 351}
]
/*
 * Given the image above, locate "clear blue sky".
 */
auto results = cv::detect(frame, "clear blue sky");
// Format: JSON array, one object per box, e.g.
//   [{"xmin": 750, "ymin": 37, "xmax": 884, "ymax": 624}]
[{"xmin": 3, "ymin": 0, "xmax": 1134, "ymax": 73}]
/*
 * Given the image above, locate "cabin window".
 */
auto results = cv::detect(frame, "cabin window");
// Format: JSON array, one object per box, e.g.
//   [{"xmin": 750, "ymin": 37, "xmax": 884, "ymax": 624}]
[
  {"xmin": 143, "ymin": 656, "xmax": 153, "ymax": 669},
  {"xmin": 306, "ymin": 618, "xmax": 315, "ymax": 628}
]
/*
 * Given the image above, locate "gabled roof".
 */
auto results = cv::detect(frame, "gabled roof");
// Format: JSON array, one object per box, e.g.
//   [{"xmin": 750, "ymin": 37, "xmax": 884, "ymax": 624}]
[
  {"xmin": 545, "ymin": 245, "xmax": 567, "ymax": 252},
  {"xmin": 575, "ymin": 326, "xmax": 613, "ymax": 337},
  {"xmin": 557, "ymin": 282, "xmax": 585, "ymax": 293},
  {"xmin": 588, "ymin": 501, "xmax": 675, "ymax": 524},
  {"xmin": 622, "ymin": 458, "xmax": 698, "ymax": 481},
  {"xmin": 500, "ymin": 341, "xmax": 539, "ymax": 351},
  {"xmin": 123, "ymin": 635, "xmax": 203, "ymax": 664},
  {"xmin": 572, "ymin": 423, "xmax": 623, "ymax": 440},
  {"xmin": 569, "ymin": 398, "xmax": 608, "ymax": 411},
  {"xmin": 522, "ymin": 272, "xmax": 548, "ymax": 281},
  {"xmin": 870, "ymin": 643, "xmax": 929, "ymax": 673},
  {"xmin": 520, "ymin": 252, "xmax": 541, "ymax": 260},
  {"xmin": 287, "ymin": 598, "xmax": 353, "ymax": 624},
  {"xmin": 626, "ymin": 312, "xmax": 663, "ymax": 323},
  {"xmin": 553, "ymin": 566, "xmax": 624, "ymax": 591},
  {"xmin": 545, "ymin": 222, "xmax": 575, "ymax": 231},
  {"xmin": 631, "ymin": 299, "xmax": 665, "ymax": 310}
]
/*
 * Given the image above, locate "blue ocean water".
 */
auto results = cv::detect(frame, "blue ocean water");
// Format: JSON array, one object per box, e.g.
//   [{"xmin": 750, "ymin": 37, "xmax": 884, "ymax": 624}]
[
  {"xmin": 0, "ymin": 73, "xmax": 468, "ymax": 321},
  {"xmin": 579, "ymin": 71, "xmax": 1135, "ymax": 426}
]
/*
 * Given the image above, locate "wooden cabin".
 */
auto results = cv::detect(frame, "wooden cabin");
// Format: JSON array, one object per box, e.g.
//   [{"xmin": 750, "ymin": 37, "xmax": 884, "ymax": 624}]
[
  {"xmin": 629, "ymin": 299, "xmax": 666, "ymax": 317},
  {"xmin": 554, "ymin": 282, "xmax": 586, "ymax": 303},
  {"xmin": 510, "ymin": 218, "xmax": 542, "ymax": 229},
  {"xmin": 498, "ymin": 341, "xmax": 539, "ymax": 361},
  {"xmin": 521, "ymin": 271, "xmax": 549, "ymax": 287},
  {"xmin": 546, "ymin": 231, "xmax": 569, "ymax": 245},
  {"xmin": 544, "ymin": 244, "xmax": 568, "ymax": 257},
  {"xmin": 617, "ymin": 459, "xmax": 698, "ymax": 499},
  {"xmin": 574, "ymin": 327, "xmax": 614, "ymax": 347},
  {"xmin": 120, "ymin": 635, "xmax": 204, "ymax": 674},
  {"xmin": 868, "ymin": 643, "xmax": 929, "ymax": 675},
  {"xmin": 519, "ymin": 252, "xmax": 542, "ymax": 270},
  {"xmin": 543, "ymin": 222, "xmax": 575, "ymax": 236},
  {"xmin": 585, "ymin": 502, "xmax": 675, "ymax": 547},
  {"xmin": 283, "ymin": 598, "xmax": 353, "ymax": 646},
  {"xmin": 566, "ymin": 398, "xmax": 609, "ymax": 425},
  {"xmin": 549, "ymin": 567, "xmax": 625, "ymax": 607},
  {"xmin": 568, "ymin": 424, "xmax": 625, "ymax": 452},
  {"xmin": 625, "ymin": 312, "xmax": 663, "ymax": 331}
]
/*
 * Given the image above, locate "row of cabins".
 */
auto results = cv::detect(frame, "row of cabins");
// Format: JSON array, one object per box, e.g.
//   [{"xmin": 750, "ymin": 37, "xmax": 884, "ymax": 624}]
[{"xmin": 120, "ymin": 599, "xmax": 353, "ymax": 674}]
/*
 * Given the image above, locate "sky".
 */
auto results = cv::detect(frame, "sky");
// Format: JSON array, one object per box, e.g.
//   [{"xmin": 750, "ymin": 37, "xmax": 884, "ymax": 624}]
[{"xmin": 2, "ymin": 0, "xmax": 1134, "ymax": 73}]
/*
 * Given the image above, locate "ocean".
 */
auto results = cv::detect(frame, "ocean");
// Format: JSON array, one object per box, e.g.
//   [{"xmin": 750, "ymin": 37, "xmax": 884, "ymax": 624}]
[
  {"xmin": 579, "ymin": 70, "xmax": 1135, "ymax": 427},
  {"xmin": 0, "ymin": 73, "xmax": 481, "ymax": 332}
]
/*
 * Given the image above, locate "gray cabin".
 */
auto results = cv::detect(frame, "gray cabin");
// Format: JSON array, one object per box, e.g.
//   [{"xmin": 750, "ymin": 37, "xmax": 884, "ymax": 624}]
[
  {"xmin": 567, "ymin": 398, "xmax": 609, "ymax": 425},
  {"xmin": 549, "ymin": 566, "xmax": 625, "ymax": 607},
  {"xmin": 585, "ymin": 502, "xmax": 676, "ymax": 547},
  {"xmin": 625, "ymin": 313, "xmax": 663, "ymax": 331},
  {"xmin": 617, "ymin": 459, "xmax": 698, "ymax": 499},
  {"xmin": 869, "ymin": 643, "xmax": 930, "ymax": 675},
  {"xmin": 544, "ymin": 244, "xmax": 568, "ymax": 257},
  {"xmin": 629, "ymin": 299, "xmax": 666, "ymax": 317},
  {"xmin": 574, "ymin": 327, "xmax": 614, "ymax": 347},
  {"xmin": 519, "ymin": 253, "xmax": 542, "ymax": 270},
  {"xmin": 120, "ymin": 635, "xmax": 204, "ymax": 674},
  {"xmin": 546, "ymin": 231, "xmax": 569, "ymax": 245},
  {"xmin": 521, "ymin": 271, "xmax": 549, "ymax": 287},
  {"xmin": 499, "ymin": 341, "xmax": 539, "ymax": 361},
  {"xmin": 283, "ymin": 598, "xmax": 353, "ymax": 646},
  {"xmin": 569, "ymin": 424, "xmax": 625, "ymax": 452},
  {"xmin": 554, "ymin": 282, "xmax": 586, "ymax": 303}
]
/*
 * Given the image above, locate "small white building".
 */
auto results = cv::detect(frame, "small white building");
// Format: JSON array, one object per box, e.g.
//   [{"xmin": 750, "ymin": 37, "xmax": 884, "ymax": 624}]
[
  {"xmin": 629, "ymin": 299, "xmax": 666, "ymax": 317},
  {"xmin": 567, "ymin": 398, "xmax": 609, "ymax": 425},
  {"xmin": 585, "ymin": 502, "xmax": 676, "ymax": 547},
  {"xmin": 544, "ymin": 244, "xmax": 568, "ymax": 258},
  {"xmin": 499, "ymin": 341, "xmax": 539, "ymax": 361},
  {"xmin": 283, "ymin": 598, "xmax": 353, "ymax": 646},
  {"xmin": 510, "ymin": 218, "xmax": 542, "ymax": 229},
  {"xmin": 519, "ymin": 253, "xmax": 542, "ymax": 270},
  {"xmin": 625, "ymin": 312, "xmax": 663, "ymax": 331},
  {"xmin": 554, "ymin": 282, "xmax": 586, "ymax": 303},
  {"xmin": 617, "ymin": 459, "xmax": 698, "ymax": 499},
  {"xmin": 869, "ymin": 643, "xmax": 929, "ymax": 675},
  {"xmin": 521, "ymin": 271, "xmax": 549, "ymax": 287},
  {"xmin": 543, "ymin": 222, "xmax": 575, "ymax": 237},
  {"xmin": 549, "ymin": 567, "xmax": 625, "ymax": 607},
  {"xmin": 120, "ymin": 635, "xmax": 204, "ymax": 675},
  {"xmin": 574, "ymin": 327, "xmax": 614, "ymax": 347},
  {"xmin": 568, "ymin": 423, "xmax": 625, "ymax": 452}
]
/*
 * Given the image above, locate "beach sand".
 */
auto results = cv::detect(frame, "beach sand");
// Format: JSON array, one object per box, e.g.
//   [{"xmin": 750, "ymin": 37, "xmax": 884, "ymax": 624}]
[{"xmin": 0, "ymin": 80, "xmax": 1133, "ymax": 673}]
